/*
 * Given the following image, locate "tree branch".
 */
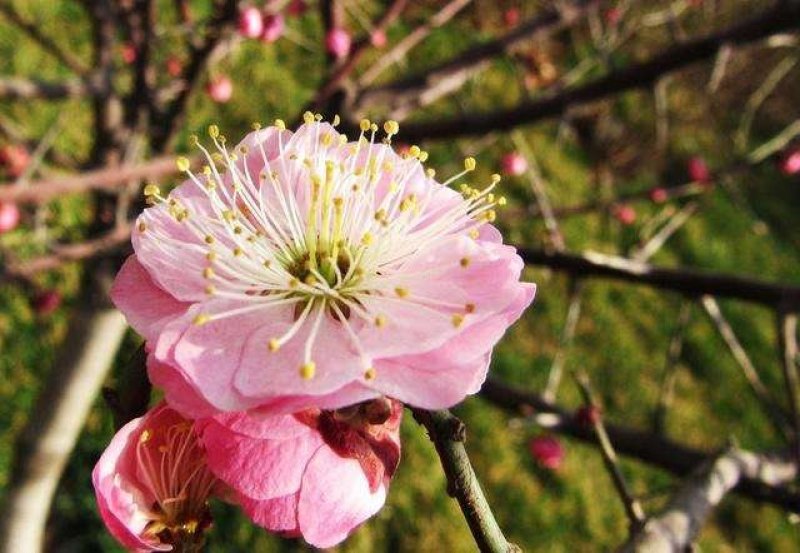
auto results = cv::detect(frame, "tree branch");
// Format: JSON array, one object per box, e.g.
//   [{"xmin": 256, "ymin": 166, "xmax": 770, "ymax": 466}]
[{"xmin": 0, "ymin": 75, "xmax": 105, "ymax": 100}]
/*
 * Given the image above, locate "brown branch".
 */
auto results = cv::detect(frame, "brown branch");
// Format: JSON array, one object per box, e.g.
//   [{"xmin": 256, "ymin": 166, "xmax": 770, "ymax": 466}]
[
  {"xmin": 397, "ymin": 1, "xmax": 800, "ymax": 141},
  {"xmin": 620, "ymin": 448, "xmax": 797, "ymax": 552},
  {"xmin": 412, "ymin": 409, "xmax": 519, "ymax": 553},
  {"xmin": 354, "ymin": 0, "xmax": 597, "ymax": 120},
  {"xmin": 480, "ymin": 379, "xmax": 800, "ymax": 512},
  {"xmin": 0, "ymin": 76, "xmax": 105, "ymax": 100},
  {"xmin": 519, "ymin": 248, "xmax": 800, "ymax": 311}
]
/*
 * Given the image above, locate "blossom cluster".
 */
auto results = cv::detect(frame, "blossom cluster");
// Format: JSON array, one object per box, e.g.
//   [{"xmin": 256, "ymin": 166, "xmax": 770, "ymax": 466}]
[{"xmin": 95, "ymin": 114, "xmax": 534, "ymax": 550}]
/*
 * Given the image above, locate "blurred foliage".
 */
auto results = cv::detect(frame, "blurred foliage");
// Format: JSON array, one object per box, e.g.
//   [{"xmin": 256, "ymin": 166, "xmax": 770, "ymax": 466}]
[{"xmin": 1, "ymin": 0, "xmax": 800, "ymax": 551}]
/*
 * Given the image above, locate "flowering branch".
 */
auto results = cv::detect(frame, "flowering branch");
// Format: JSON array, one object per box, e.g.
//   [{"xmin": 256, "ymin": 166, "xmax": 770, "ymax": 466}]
[
  {"xmin": 412, "ymin": 409, "xmax": 519, "ymax": 553},
  {"xmin": 397, "ymin": 1, "xmax": 800, "ymax": 141}
]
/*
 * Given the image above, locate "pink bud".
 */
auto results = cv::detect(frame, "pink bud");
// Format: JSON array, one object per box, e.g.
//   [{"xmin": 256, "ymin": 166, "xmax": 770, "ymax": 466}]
[
  {"xmin": 613, "ymin": 204, "xmax": 636, "ymax": 225},
  {"xmin": 529, "ymin": 436, "xmax": 564, "ymax": 470},
  {"xmin": 576, "ymin": 405, "xmax": 601, "ymax": 427},
  {"xmin": 165, "ymin": 56, "xmax": 182, "ymax": 78},
  {"xmin": 780, "ymin": 148, "xmax": 800, "ymax": 176},
  {"xmin": 501, "ymin": 152, "xmax": 528, "ymax": 176},
  {"xmin": 287, "ymin": 0, "xmax": 308, "ymax": 17},
  {"xmin": 326, "ymin": 28, "xmax": 352, "ymax": 59},
  {"xmin": 370, "ymin": 29, "xmax": 387, "ymax": 48},
  {"xmin": 31, "ymin": 290, "xmax": 62, "ymax": 316},
  {"xmin": 261, "ymin": 13, "xmax": 285, "ymax": 43},
  {"xmin": 206, "ymin": 76, "xmax": 233, "ymax": 103},
  {"xmin": 0, "ymin": 202, "xmax": 20, "ymax": 233},
  {"xmin": 238, "ymin": 6, "xmax": 264, "ymax": 39},
  {"xmin": 0, "ymin": 144, "xmax": 31, "ymax": 179},
  {"xmin": 503, "ymin": 7, "xmax": 521, "ymax": 28},
  {"xmin": 605, "ymin": 7, "xmax": 622, "ymax": 26},
  {"xmin": 687, "ymin": 156, "xmax": 711, "ymax": 184},
  {"xmin": 649, "ymin": 187, "xmax": 668, "ymax": 204},
  {"xmin": 121, "ymin": 43, "xmax": 137, "ymax": 65}
]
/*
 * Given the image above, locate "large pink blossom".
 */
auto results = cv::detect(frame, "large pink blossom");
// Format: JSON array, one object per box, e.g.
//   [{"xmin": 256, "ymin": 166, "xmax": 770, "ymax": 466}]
[
  {"xmin": 111, "ymin": 116, "xmax": 535, "ymax": 415},
  {"xmin": 92, "ymin": 403, "xmax": 219, "ymax": 551},
  {"xmin": 197, "ymin": 397, "xmax": 402, "ymax": 548}
]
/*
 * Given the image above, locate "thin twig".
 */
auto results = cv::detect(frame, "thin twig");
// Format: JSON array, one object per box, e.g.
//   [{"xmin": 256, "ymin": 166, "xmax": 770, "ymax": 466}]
[
  {"xmin": 544, "ymin": 279, "xmax": 583, "ymax": 402},
  {"xmin": 652, "ymin": 302, "xmax": 692, "ymax": 435},
  {"xmin": 630, "ymin": 201, "xmax": 699, "ymax": 262},
  {"xmin": 778, "ymin": 311, "xmax": 800, "ymax": 467}
]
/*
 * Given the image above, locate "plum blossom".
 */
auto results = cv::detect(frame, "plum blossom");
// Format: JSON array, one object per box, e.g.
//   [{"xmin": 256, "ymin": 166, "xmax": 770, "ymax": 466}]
[
  {"xmin": 501, "ymin": 151, "xmax": 528, "ymax": 176},
  {"xmin": 529, "ymin": 435, "xmax": 564, "ymax": 470},
  {"xmin": 198, "ymin": 397, "xmax": 402, "ymax": 548},
  {"xmin": 238, "ymin": 6, "xmax": 264, "ymax": 39},
  {"xmin": 261, "ymin": 14, "xmax": 285, "ymax": 44},
  {"xmin": 325, "ymin": 28, "xmax": 351, "ymax": 59},
  {"xmin": 92, "ymin": 403, "xmax": 219, "ymax": 552},
  {"xmin": 687, "ymin": 155, "xmax": 711, "ymax": 184},
  {"xmin": 780, "ymin": 147, "xmax": 800, "ymax": 176},
  {"xmin": 111, "ymin": 116, "xmax": 534, "ymax": 416},
  {"xmin": 206, "ymin": 76, "xmax": 233, "ymax": 103},
  {"xmin": 0, "ymin": 202, "xmax": 20, "ymax": 233}
]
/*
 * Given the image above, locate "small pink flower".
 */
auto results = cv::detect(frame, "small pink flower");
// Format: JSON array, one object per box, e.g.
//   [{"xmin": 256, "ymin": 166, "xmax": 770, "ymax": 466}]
[
  {"xmin": 0, "ymin": 144, "xmax": 31, "ymax": 179},
  {"xmin": 649, "ymin": 187, "xmax": 668, "ymax": 204},
  {"xmin": 166, "ymin": 56, "xmax": 183, "ymax": 78},
  {"xmin": 206, "ymin": 76, "xmax": 233, "ymax": 103},
  {"xmin": 31, "ymin": 289, "xmax": 62, "ymax": 316},
  {"xmin": 780, "ymin": 148, "xmax": 800, "ymax": 176},
  {"xmin": 529, "ymin": 435, "xmax": 564, "ymax": 470},
  {"xmin": 0, "ymin": 202, "xmax": 20, "ymax": 233},
  {"xmin": 198, "ymin": 398, "xmax": 402, "ymax": 548},
  {"xmin": 261, "ymin": 13, "xmax": 285, "ymax": 43},
  {"xmin": 687, "ymin": 155, "xmax": 711, "ymax": 184},
  {"xmin": 326, "ymin": 28, "xmax": 352, "ymax": 59},
  {"xmin": 501, "ymin": 152, "xmax": 528, "ymax": 176},
  {"xmin": 370, "ymin": 29, "xmax": 387, "ymax": 48},
  {"xmin": 612, "ymin": 203, "xmax": 636, "ymax": 225},
  {"xmin": 112, "ymin": 118, "xmax": 534, "ymax": 415},
  {"xmin": 605, "ymin": 7, "xmax": 622, "ymax": 26},
  {"xmin": 238, "ymin": 6, "xmax": 264, "ymax": 39},
  {"xmin": 287, "ymin": 0, "xmax": 308, "ymax": 17},
  {"xmin": 121, "ymin": 43, "xmax": 137, "ymax": 64},
  {"xmin": 503, "ymin": 8, "xmax": 521, "ymax": 28},
  {"xmin": 92, "ymin": 403, "xmax": 219, "ymax": 551}
]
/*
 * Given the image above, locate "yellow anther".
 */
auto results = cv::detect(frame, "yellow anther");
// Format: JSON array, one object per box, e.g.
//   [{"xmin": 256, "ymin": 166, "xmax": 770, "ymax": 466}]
[
  {"xmin": 189, "ymin": 134, "xmax": 199, "ymax": 146},
  {"xmin": 143, "ymin": 183, "xmax": 160, "ymax": 197},
  {"xmin": 333, "ymin": 197, "xmax": 344, "ymax": 208},
  {"xmin": 204, "ymin": 235, "xmax": 215, "ymax": 245},
  {"xmin": 232, "ymin": 247, "xmax": 243, "ymax": 257},
  {"xmin": 370, "ymin": 123, "xmax": 378, "ymax": 133},
  {"xmin": 464, "ymin": 157, "xmax": 476, "ymax": 171},
  {"xmin": 303, "ymin": 111, "xmax": 315, "ymax": 124},
  {"xmin": 304, "ymin": 274, "xmax": 316, "ymax": 285},
  {"xmin": 206, "ymin": 251, "xmax": 217, "ymax": 262},
  {"xmin": 485, "ymin": 210, "xmax": 497, "ymax": 222},
  {"xmin": 375, "ymin": 314, "xmax": 387, "ymax": 328},
  {"xmin": 300, "ymin": 361, "xmax": 316, "ymax": 380},
  {"xmin": 361, "ymin": 233, "xmax": 373, "ymax": 246},
  {"xmin": 491, "ymin": 173, "xmax": 501, "ymax": 184},
  {"xmin": 332, "ymin": 114, "xmax": 341, "ymax": 126},
  {"xmin": 460, "ymin": 257, "xmax": 471, "ymax": 268},
  {"xmin": 383, "ymin": 120, "xmax": 399, "ymax": 136},
  {"xmin": 321, "ymin": 132, "xmax": 332, "ymax": 146},
  {"xmin": 176, "ymin": 157, "xmax": 191, "ymax": 172},
  {"xmin": 203, "ymin": 267, "xmax": 215, "ymax": 279},
  {"xmin": 314, "ymin": 113, "xmax": 322, "ymax": 121},
  {"xmin": 274, "ymin": 119, "xmax": 286, "ymax": 131},
  {"xmin": 469, "ymin": 228, "xmax": 480, "ymax": 239},
  {"xmin": 202, "ymin": 165, "xmax": 212, "ymax": 176},
  {"xmin": 497, "ymin": 196, "xmax": 507, "ymax": 206},
  {"xmin": 139, "ymin": 429, "xmax": 151, "ymax": 443},
  {"xmin": 268, "ymin": 338, "xmax": 280, "ymax": 352},
  {"xmin": 233, "ymin": 226, "xmax": 243, "ymax": 234},
  {"xmin": 418, "ymin": 151, "xmax": 429, "ymax": 162},
  {"xmin": 205, "ymin": 284, "xmax": 216, "ymax": 295},
  {"xmin": 409, "ymin": 145, "xmax": 421, "ymax": 158},
  {"xmin": 252, "ymin": 121, "xmax": 262, "ymax": 130},
  {"xmin": 364, "ymin": 367, "xmax": 377, "ymax": 380},
  {"xmin": 452, "ymin": 313, "xmax": 465, "ymax": 328},
  {"xmin": 208, "ymin": 124, "xmax": 220, "ymax": 138},
  {"xmin": 263, "ymin": 259, "xmax": 272, "ymax": 268},
  {"xmin": 289, "ymin": 277, "xmax": 299, "ymax": 288},
  {"xmin": 193, "ymin": 313, "xmax": 210, "ymax": 326},
  {"xmin": 395, "ymin": 287, "xmax": 409, "ymax": 298},
  {"xmin": 137, "ymin": 221, "xmax": 147, "ymax": 233},
  {"xmin": 465, "ymin": 303, "xmax": 476, "ymax": 314},
  {"xmin": 426, "ymin": 168, "xmax": 436, "ymax": 178},
  {"xmin": 360, "ymin": 119, "xmax": 371, "ymax": 132}
]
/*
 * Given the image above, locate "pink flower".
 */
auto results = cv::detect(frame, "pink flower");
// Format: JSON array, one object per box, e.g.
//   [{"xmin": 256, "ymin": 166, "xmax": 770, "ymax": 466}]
[
  {"xmin": 649, "ymin": 187, "xmax": 668, "ymax": 204},
  {"xmin": 0, "ymin": 144, "xmax": 31, "ymax": 179},
  {"xmin": 92, "ymin": 403, "xmax": 219, "ymax": 551},
  {"xmin": 111, "ymin": 117, "xmax": 534, "ymax": 415},
  {"xmin": 121, "ymin": 43, "xmax": 137, "ymax": 65},
  {"xmin": 31, "ymin": 289, "xmax": 62, "ymax": 316},
  {"xmin": 0, "ymin": 202, "xmax": 20, "ymax": 233},
  {"xmin": 780, "ymin": 148, "xmax": 800, "ymax": 176},
  {"xmin": 612, "ymin": 203, "xmax": 636, "ymax": 225},
  {"xmin": 605, "ymin": 7, "xmax": 622, "ymax": 26},
  {"xmin": 238, "ymin": 6, "xmax": 264, "ymax": 39},
  {"xmin": 370, "ymin": 29, "xmax": 387, "ymax": 48},
  {"xmin": 287, "ymin": 0, "xmax": 308, "ymax": 17},
  {"xmin": 166, "ymin": 56, "xmax": 183, "ymax": 78},
  {"xmin": 529, "ymin": 435, "xmax": 564, "ymax": 470},
  {"xmin": 687, "ymin": 155, "xmax": 711, "ymax": 184},
  {"xmin": 326, "ymin": 28, "xmax": 351, "ymax": 59},
  {"xmin": 501, "ymin": 152, "xmax": 528, "ymax": 176},
  {"xmin": 206, "ymin": 76, "xmax": 233, "ymax": 103},
  {"xmin": 261, "ymin": 13, "xmax": 285, "ymax": 44},
  {"xmin": 198, "ymin": 398, "xmax": 402, "ymax": 548},
  {"xmin": 503, "ymin": 8, "xmax": 521, "ymax": 28}
]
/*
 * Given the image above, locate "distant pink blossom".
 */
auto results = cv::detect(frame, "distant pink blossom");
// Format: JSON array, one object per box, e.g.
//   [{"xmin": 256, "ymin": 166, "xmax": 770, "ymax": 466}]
[
  {"xmin": 649, "ymin": 187, "xmax": 668, "ymax": 204},
  {"xmin": 261, "ymin": 13, "xmax": 285, "ymax": 43},
  {"xmin": 111, "ymin": 118, "xmax": 534, "ymax": 416},
  {"xmin": 503, "ymin": 7, "xmax": 521, "ymax": 28},
  {"xmin": 370, "ymin": 29, "xmax": 387, "ymax": 48},
  {"xmin": 0, "ymin": 202, "xmax": 20, "ymax": 233},
  {"xmin": 687, "ymin": 155, "xmax": 711, "ymax": 184},
  {"xmin": 529, "ymin": 435, "xmax": 564, "ymax": 470},
  {"xmin": 31, "ymin": 289, "xmax": 62, "ymax": 316},
  {"xmin": 166, "ymin": 56, "xmax": 183, "ymax": 78},
  {"xmin": 326, "ymin": 28, "xmax": 351, "ymax": 59},
  {"xmin": 121, "ymin": 43, "xmax": 137, "ymax": 64},
  {"xmin": 287, "ymin": 0, "xmax": 308, "ymax": 17},
  {"xmin": 605, "ymin": 7, "xmax": 622, "ymax": 26},
  {"xmin": 613, "ymin": 203, "xmax": 636, "ymax": 225},
  {"xmin": 780, "ymin": 148, "xmax": 800, "ymax": 176},
  {"xmin": 238, "ymin": 6, "xmax": 264, "ymax": 39},
  {"xmin": 198, "ymin": 398, "xmax": 402, "ymax": 548},
  {"xmin": 92, "ymin": 403, "xmax": 219, "ymax": 551},
  {"xmin": 501, "ymin": 152, "xmax": 528, "ymax": 176},
  {"xmin": 0, "ymin": 144, "xmax": 31, "ymax": 179},
  {"xmin": 206, "ymin": 75, "xmax": 233, "ymax": 103}
]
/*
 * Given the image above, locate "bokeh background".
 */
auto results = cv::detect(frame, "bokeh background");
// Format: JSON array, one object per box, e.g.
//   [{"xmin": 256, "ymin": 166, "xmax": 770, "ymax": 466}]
[{"xmin": 1, "ymin": 0, "xmax": 800, "ymax": 551}]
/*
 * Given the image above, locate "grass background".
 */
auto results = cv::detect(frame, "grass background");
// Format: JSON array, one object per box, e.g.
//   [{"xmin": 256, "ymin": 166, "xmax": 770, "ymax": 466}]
[{"xmin": 1, "ymin": 0, "xmax": 799, "ymax": 550}]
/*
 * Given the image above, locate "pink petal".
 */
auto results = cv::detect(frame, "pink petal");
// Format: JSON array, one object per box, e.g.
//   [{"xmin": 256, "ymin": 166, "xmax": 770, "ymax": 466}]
[
  {"xmin": 147, "ymin": 355, "xmax": 219, "ymax": 418},
  {"xmin": 239, "ymin": 492, "xmax": 300, "ymax": 534},
  {"xmin": 297, "ymin": 446, "xmax": 387, "ymax": 548}
]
